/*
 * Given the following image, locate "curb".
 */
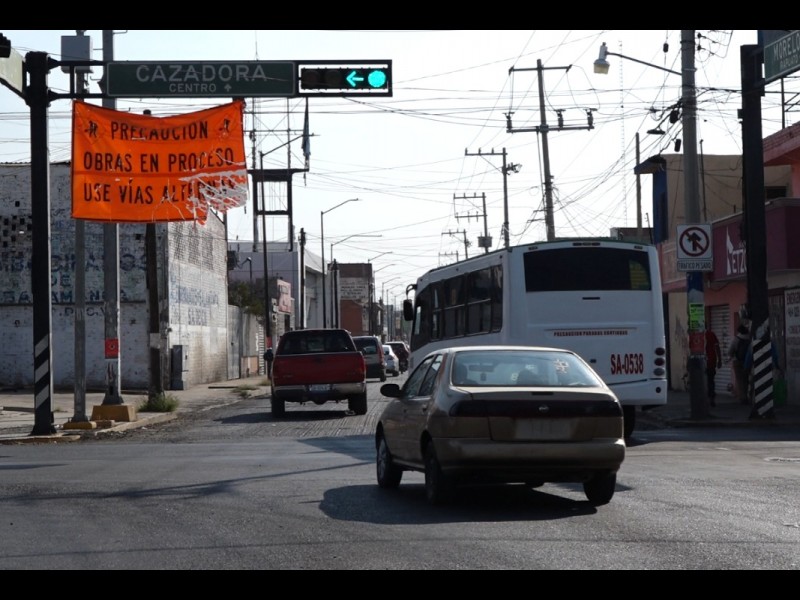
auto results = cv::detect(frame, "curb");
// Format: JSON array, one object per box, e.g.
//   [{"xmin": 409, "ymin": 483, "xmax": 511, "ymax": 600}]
[{"xmin": 0, "ymin": 412, "xmax": 178, "ymax": 444}]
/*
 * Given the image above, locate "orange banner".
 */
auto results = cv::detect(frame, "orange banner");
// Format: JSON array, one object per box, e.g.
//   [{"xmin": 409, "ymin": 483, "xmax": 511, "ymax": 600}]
[{"xmin": 71, "ymin": 100, "xmax": 248, "ymax": 223}]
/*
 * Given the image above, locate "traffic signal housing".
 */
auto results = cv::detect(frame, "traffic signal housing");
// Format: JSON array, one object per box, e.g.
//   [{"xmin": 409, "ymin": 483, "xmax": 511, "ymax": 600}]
[{"xmin": 297, "ymin": 62, "xmax": 392, "ymax": 96}]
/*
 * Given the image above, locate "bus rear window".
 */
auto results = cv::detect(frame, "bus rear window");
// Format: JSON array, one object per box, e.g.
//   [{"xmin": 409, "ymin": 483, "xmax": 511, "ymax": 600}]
[{"xmin": 524, "ymin": 247, "xmax": 652, "ymax": 292}]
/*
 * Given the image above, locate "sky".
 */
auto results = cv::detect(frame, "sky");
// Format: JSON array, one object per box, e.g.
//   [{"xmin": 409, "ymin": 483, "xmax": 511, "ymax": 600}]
[{"xmin": 0, "ymin": 29, "xmax": 786, "ymax": 303}]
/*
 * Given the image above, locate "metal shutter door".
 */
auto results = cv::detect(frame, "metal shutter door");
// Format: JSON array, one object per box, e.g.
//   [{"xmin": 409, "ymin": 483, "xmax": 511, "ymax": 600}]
[{"xmin": 710, "ymin": 305, "xmax": 732, "ymax": 396}]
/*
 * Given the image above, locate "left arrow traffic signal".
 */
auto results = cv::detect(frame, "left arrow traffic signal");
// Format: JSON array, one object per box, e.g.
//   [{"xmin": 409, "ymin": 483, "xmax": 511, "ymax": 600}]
[{"xmin": 298, "ymin": 62, "xmax": 392, "ymax": 96}]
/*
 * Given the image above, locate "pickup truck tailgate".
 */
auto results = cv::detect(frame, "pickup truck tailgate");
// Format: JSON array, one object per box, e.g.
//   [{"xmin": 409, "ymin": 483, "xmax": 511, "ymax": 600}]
[{"xmin": 272, "ymin": 352, "xmax": 365, "ymax": 384}]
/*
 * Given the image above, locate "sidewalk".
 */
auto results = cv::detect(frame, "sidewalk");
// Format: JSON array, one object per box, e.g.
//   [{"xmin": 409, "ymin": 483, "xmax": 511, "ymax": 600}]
[
  {"xmin": 0, "ymin": 380, "xmax": 798, "ymax": 444},
  {"xmin": 0, "ymin": 375, "xmax": 271, "ymax": 444},
  {"xmin": 637, "ymin": 390, "xmax": 800, "ymax": 429}
]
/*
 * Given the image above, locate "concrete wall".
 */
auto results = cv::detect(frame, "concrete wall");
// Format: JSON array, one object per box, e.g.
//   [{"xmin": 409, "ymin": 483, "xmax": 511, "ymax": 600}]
[{"xmin": 0, "ymin": 162, "xmax": 232, "ymax": 390}]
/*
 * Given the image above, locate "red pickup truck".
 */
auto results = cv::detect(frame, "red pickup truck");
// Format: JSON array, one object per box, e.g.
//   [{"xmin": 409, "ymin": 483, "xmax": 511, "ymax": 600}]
[{"xmin": 269, "ymin": 328, "xmax": 368, "ymax": 417}]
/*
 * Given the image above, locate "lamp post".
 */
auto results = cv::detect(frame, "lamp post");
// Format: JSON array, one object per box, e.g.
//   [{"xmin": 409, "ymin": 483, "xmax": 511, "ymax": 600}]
[
  {"xmin": 372, "ymin": 264, "xmax": 396, "ymax": 334},
  {"xmin": 320, "ymin": 198, "xmax": 360, "ymax": 328},
  {"xmin": 368, "ymin": 251, "xmax": 393, "ymax": 262},
  {"xmin": 593, "ymin": 42, "xmax": 680, "ymax": 76},
  {"xmin": 594, "ymin": 32, "xmax": 707, "ymax": 419},
  {"xmin": 241, "ymin": 257, "xmax": 253, "ymax": 285},
  {"xmin": 329, "ymin": 233, "xmax": 383, "ymax": 328},
  {"xmin": 380, "ymin": 277, "xmax": 401, "ymax": 339}
]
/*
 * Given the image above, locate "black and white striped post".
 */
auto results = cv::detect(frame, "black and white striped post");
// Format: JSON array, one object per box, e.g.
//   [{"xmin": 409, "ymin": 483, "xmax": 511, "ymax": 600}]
[{"xmin": 749, "ymin": 321, "xmax": 775, "ymax": 420}]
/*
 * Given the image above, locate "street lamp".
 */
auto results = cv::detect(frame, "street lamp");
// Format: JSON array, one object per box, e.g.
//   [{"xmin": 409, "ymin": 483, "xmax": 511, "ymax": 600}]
[
  {"xmin": 320, "ymin": 198, "xmax": 360, "ymax": 327},
  {"xmin": 594, "ymin": 33, "xmax": 707, "ymax": 420},
  {"xmin": 373, "ymin": 263, "xmax": 395, "ymax": 275},
  {"xmin": 368, "ymin": 251, "xmax": 392, "ymax": 262},
  {"xmin": 382, "ymin": 280, "xmax": 402, "ymax": 340},
  {"xmin": 329, "ymin": 233, "xmax": 383, "ymax": 327},
  {"xmin": 380, "ymin": 277, "xmax": 401, "ymax": 339},
  {"xmin": 593, "ymin": 42, "xmax": 680, "ymax": 76}
]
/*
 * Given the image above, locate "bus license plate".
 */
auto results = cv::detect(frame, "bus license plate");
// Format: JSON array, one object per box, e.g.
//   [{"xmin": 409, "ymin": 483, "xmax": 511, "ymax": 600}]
[{"xmin": 309, "ymin": 384, "xmax": 331, "ymax": 392}]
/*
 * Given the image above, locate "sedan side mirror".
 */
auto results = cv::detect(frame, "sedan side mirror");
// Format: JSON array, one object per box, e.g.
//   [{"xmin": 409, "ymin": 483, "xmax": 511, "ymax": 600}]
[{"xmin": 380, "ymin": 383, "xmax": 402, "ymax": 398}]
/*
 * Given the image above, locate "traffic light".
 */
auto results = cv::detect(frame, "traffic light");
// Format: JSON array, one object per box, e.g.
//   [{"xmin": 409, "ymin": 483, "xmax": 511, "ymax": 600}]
[{"xmin": 298, "ymin": 63, "xmax": 392, "ymax": 96}]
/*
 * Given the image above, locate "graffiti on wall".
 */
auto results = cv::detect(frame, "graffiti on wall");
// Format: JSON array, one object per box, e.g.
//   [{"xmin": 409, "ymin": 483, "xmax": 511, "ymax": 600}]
[
  {"xmin": 169, "ymin": 271, "xmax": 221, "ymax": 328},
  {"xmin": 1, "ymin": 239, "xmax": 147, "ymax": 305}
]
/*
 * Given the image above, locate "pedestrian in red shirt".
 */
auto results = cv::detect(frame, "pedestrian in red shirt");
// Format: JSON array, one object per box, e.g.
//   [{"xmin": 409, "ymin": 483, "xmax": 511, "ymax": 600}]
[{"xmin": 705, "ymin": 329, "xmax": 722, "ymax": 406}]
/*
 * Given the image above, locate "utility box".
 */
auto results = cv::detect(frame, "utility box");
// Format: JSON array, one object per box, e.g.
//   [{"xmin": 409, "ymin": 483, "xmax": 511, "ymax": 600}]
[
  {"xmin": 60, "ymin": 34, "xmax": 93, "ymax": 73},
  {"xmin": 170, "ymin": 345, "xmax": 186, "ymax": 390}
]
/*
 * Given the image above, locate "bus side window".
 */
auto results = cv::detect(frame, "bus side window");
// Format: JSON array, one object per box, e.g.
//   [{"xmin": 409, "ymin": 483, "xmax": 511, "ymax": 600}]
[
  {"xmin": 431, "ymin": 283, "xmax": 443, "ymax": 341},
  {"xmin": 491, "ymin": 265, "xmax": 503, "ymax": 331},
  {"xmin": 444, "ymin": 276, "xmax": 465, "ymax": 338},
  {"xmin": 467, "ymin": 268, "xmax": 492, "ymax": 334}
]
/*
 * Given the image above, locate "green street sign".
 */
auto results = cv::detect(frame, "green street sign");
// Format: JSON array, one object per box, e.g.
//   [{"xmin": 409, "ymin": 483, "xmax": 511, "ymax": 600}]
[
  {"xmin": 105, "ymin": 61, "xmax": 297, "ymax": 98},
  {"xmin": 764, "ymin": 31, "xmax": 800, "ymax": 84}
]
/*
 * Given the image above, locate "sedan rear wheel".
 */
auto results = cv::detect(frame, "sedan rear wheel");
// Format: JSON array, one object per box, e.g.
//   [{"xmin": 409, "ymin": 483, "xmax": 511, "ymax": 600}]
[
  {"xmin": 623, "ymin": 405, "xmax": 635, "ymax": 440},
  {"xmin": 376, "ymin": 432, "xmax": 403, "ymax": 489},
  {"xmin": 583, "ymin": 472, "xmax": 617, "ymax": 506},
  {"xmin": 424, "ymin": 443, "xmax": 453, "ymax": 505}
]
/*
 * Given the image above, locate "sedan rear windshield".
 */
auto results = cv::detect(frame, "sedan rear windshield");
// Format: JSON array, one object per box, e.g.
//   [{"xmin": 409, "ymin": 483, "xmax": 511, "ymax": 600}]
[{"xmin": 451, "ymin": 350, "xmax": 604, "ymax": 388}]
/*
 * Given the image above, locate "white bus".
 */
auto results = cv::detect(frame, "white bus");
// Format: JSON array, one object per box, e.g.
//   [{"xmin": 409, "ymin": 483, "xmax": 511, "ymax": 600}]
[{"xmin": 402, "ymin": 238, "xmax": 667, "ymax": 439}]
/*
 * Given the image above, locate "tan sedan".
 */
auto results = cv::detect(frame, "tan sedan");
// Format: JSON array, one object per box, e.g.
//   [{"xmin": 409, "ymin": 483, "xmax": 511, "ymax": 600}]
[{"xmin": 375, "ymin": 345, "xmax": 625, "ymax": 506}]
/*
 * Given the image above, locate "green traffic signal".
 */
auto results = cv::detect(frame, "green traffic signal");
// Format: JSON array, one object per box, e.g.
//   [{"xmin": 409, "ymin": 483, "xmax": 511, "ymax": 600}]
[{"xmin": 299, "ymin": 66, "xmax": 390, "ymax": 92}]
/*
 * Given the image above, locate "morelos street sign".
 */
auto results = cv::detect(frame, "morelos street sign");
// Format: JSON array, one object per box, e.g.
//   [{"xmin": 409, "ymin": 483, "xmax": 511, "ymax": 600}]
[
  {"xmin": 764, "ymin": 31, "xmax": 800, "ymax": 84},
  {"xmin": 105, "ymin": 61, "xmax": 297, "ymax": 98}
]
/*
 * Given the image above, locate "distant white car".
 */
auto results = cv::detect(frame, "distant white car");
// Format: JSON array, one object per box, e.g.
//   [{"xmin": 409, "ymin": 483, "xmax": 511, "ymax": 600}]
[{"xmin": 382, "ymin": 345, "xmax": 400, "ymax": 377}]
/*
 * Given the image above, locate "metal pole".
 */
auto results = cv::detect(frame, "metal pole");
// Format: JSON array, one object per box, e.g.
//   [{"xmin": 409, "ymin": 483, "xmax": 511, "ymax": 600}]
[
  {"xmin": 741, "ymin": 43, "xmax": 774, "ymax": 419},
  {"xmin": 501, "ymin": 148, "xmax": 510, "ymax": 248},
  {"xmin": 320, "ymin": 211, "xmax": 326, "ymax": 327},
  {"xmin": 27, "ymin": 51, "xmax": 56, "ymax": 435},
  {"xmin": 635, "ymin": 132, "xmax": 642, "ymax": 241},
  {"xmin": 260, "ymin": 152, "xmax": 271, "ymax": 349},
  {"xmin": 332, "ymin": 260, "xmax": 339, "ymax": 328},
  {"xmin": 482, "ymin": 192, "xmax": 489, "ymax": 253},
  {"xmin": 73, "ymin": 31, "xmax": 88, "ymax": 422},
  {"xmin": 101, "ymin": 29, "xmax": 123, "ymax": 405}
]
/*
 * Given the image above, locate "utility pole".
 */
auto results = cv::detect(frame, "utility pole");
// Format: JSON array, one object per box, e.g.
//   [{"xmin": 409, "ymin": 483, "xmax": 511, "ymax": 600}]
[
  {"xmin": 680, "ymin": 30, "xmax": 709, "ymax": 420},
  {"xmin": 101, "ymin": 29, "xmax": 123, "ymax": 406},
  {"xmin": 142, "ymin": 106, "xmax": 163, "ymax": 399},
  {"xmin": 454, "ymin": 193, "xmax": 490, "ymax": 253},
  {"xmin": 443, "ymin": 230, "xmax": 469, "ymax": 260},
  {"xmin": 508, "ymin": 60, "xmax": 594, "ymax": 241},
  {"xmin": 635, "ymin": 132, "xmax": 643, "ymax": 241},
  {"xmin": 259, "ymin": 151, "xmax": 272, "ymax": 350},
  {"xmin": 464, "ymin": 148, "xmax": 520, "ymax": 248},
  {"xmin": 439, "ymin": 251, "xmax": 459, "ymax": 263},
  {"xmin": 299, "ymin": 228, "xmax": 306, "ymax": 329}
]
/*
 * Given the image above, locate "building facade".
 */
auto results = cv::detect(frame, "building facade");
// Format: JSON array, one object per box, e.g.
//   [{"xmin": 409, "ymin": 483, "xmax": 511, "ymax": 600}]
[{"xmin": 646, "ymin": 153, "xmax": 797, "ymax": 403}]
